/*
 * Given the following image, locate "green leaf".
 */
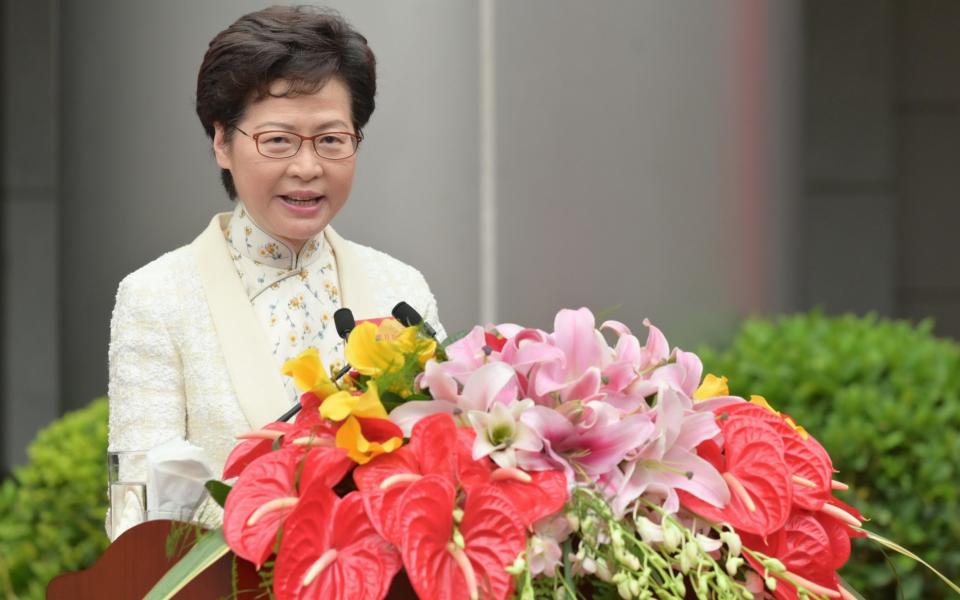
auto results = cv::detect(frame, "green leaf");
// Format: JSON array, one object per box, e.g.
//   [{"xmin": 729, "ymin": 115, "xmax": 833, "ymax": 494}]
[
  {"xmin": 862, "ymin": 529, "xmax": 960, "ymax": 596},
  {"xmin": 204, "ymin": 480, "xmax": 232, "ymax": 509},
  {"xmin": 143, "ymin": 528, "xmax": 230, "ymax": 600}
]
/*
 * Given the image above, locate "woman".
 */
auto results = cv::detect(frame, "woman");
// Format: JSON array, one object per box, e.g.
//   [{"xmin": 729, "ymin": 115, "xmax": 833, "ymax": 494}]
[{"xmin": 107, "ymin": 6, "xmax": 444, "ymax": 529}]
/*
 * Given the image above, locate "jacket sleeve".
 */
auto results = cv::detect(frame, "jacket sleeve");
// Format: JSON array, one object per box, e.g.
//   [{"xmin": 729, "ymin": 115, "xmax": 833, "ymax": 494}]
[
  {"xmin": 105, "ymin": 273, "xmax": 189, "ymax": 539},
  {"xmin": 418, "ymin": 274, "xmax": 447, "ymax": 342},
  {"xmin": 108, "ymin": 274, "xmax": 187, "ymax": 453}
]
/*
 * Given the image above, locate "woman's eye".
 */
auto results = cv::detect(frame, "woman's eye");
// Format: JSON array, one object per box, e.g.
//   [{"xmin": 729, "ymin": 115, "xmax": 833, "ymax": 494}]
[
  {"xmin": 263, "ymin": 135, "xmax": 294, "ymax": 146},
  {"xmin": 318, "ymin": 135, "xmax": 345, "ymax": 145}
]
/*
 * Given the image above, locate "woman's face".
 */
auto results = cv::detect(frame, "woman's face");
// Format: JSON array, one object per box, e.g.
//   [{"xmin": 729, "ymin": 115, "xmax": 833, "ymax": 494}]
[{"xmin": 213, "ymin": 78, "xmax": 357, "ymax": 251}]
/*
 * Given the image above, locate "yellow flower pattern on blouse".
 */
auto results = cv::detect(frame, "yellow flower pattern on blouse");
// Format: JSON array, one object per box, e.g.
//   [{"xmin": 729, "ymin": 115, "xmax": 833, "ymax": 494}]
[{"xmin": 226, "ymin": 203, "xmax": 344, "ymax": 403}]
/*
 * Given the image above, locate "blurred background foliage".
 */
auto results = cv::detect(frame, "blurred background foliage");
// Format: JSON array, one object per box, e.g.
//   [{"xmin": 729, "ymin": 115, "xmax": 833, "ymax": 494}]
[
  {"xmin": 1, "ymin": 313, "xmax": 959, "ymax": 598},
  {"xmin": 699, "ymin": 312, "xmax": 960, "ymax": 599},
  {"xmin": 0, "ymin": 398, "xmax": 109, "ymax": 600}
]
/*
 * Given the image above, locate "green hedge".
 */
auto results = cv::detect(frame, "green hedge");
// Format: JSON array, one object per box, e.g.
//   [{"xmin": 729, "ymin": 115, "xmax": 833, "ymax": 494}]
[
  {"xmin": 0, "ymin": 398, "xmax": 110, "ymax": 600},
  {"xmin": 699, "ymin": 312, "xmax": 960, "ymax": 599}
]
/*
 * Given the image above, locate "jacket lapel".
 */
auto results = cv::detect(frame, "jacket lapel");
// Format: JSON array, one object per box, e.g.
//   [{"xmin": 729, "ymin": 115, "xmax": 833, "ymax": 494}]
[
  {"xmin": 191, "ymin": 213, "xmax": 289, "ymax": 429},
  {"xmin": 324, "ymin": 226, "xmax": 380, "ymax": 319}
]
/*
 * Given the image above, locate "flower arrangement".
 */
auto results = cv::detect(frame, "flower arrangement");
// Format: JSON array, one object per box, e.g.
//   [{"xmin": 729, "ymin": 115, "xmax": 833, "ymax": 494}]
[{"xmin": 148, "ymin": 308, "xmax": 960, "ymax": 600}]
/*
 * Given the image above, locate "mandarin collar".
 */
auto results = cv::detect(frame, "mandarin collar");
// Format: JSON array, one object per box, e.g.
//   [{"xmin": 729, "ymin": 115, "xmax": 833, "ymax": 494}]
[{"xmin": 226, "ymin": 202, "xmax": 327, "ymax": 270}]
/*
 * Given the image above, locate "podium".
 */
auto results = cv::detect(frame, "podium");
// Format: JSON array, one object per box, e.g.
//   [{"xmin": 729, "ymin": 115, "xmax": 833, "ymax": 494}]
[
  {"xmin": 47, "ymin": 520, "xmax": 419, "ymax": 599},
  {"xmin": 46, "ymin": 520, "xmax": 259, "ymax": 599}
]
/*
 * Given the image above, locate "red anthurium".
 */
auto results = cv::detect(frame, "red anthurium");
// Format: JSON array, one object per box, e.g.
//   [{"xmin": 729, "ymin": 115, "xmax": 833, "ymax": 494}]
[
  {"xmin": 781, "ymin": 433, "xmax": 833, "ymax": 511},
  {"xmin": 815, "ymin": 510, "xmax": 852, "ymax": 572},
  {"xmin": 293, "ymin": 391, "xmax": 329, "ymax": 428},
  {"xmin": 722, "ymin": 403, "xmax": 833, "ymax": 511},
  {"xmin": 484, "ymin": 331, "xmax": 507, "ymax": 353},
  {"xmin": 679, "ymin": 416, "xmax": 793, "ymax": 536},
  {"xmin": 408, "ymin": 413, "xmax": 460, "ymax": 477},
  {"xmin": 223, "ymin": 422, "xmax": 297, "ymax": 480},
  {"xmin": 742, "ymin": 512, "xmax": 844, "ymax": 600},
  {"xmin": 453, "ymin": 431, "xmax": 567, "ymax": 527},
  {"xmin": 223, "ymin": 414, "xmax": 340, "ymax": 480},
  {"xmin": 354, "ymin": 413, "xmax": 460, "ymax": 543},
  {"xmin": 478, "ymin": 467, "xmax": 568, "ymax": 528},
  {"xmin": 821, "ymin": 496, "xmax": 866, "ymax": 538},
  {"xmin": 353, "ymin": 446, "xmax": 421, "ymax": 544},
  {"xmin": 299, "ymin": 446, "xmax": 354, "ymax": 492},
  {"xmin": 223, "ymin": 447, "xmax": 302, "ymax": 568},
  {"xmin": 273, "ymin": 488, "xmax": 401, "ymax": 600},
  {"xmin": 455, "ymin": 426, "xmax": 495, "ymax": 485},
  {"xmin": 398, "ymin": 475, "xmax": 526, "ymax": 600}
]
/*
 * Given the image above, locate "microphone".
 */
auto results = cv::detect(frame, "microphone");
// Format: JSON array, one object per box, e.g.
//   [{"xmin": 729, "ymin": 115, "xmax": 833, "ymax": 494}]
[
  {"xmin": 391, "ymin": 301, "xmax": 438, "ymax": 339},
  {"xmin": 277, "ymin": 308, "xmax": 355, "ymax": 423},
  {"xmin": 334, "ymin": 307, "xmax": 356, "ymax": 340}
]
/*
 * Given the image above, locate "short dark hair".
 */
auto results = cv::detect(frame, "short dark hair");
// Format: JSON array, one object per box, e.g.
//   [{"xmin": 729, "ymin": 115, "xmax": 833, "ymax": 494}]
[{"xmin": 196, "ymin": 5, "xmax": 376, "ymax": 199}]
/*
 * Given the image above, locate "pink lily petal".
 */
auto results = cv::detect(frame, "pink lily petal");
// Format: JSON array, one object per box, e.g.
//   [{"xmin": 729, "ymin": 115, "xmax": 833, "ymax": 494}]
[
  {"xmin": 558, "ymin": 367, "xmax": 603, "ymax": 403},
  {"xmin": 599, "ymin": 319, "xmax": 633, "ymax": 338},
  {"xmin": 502, "ymin": 338, "xmax": 565, "ymax": 375},
  {"xmin": 674, "ymin": 350, "xmax": 704, "ymax": 398},
  {"xmin": 675, "ymin": 409, "xmax": 723, "ymax": 450},
  {"xmin": 459, "ymin": 362, "xmax": 518, "ymax": 412},
  {"xmin": 640, "ymin": 319, "xmax": 670, "ymax": 367},
  {"xmin": 420, "ymin": 360, "xmax": 460, "ymax": 402},
  {"xmin": 444, "ymin": 326, "xmax": 488, "ymax": 366},
  {"xmin": 492, "ymin": 323, "xmax": 524, "ymax": 338},
  {"xmin": 389, "ymin": 400, "xmax": 459, "ymax": 437}
]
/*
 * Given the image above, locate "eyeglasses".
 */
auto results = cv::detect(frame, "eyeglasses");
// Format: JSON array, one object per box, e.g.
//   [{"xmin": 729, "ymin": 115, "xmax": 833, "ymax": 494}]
[{"xmin": 234, "ymin": 127, "xmax": 362, "ymax": 160}]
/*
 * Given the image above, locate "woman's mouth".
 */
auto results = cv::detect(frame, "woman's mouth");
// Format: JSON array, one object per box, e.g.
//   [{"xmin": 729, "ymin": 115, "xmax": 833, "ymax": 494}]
[{"xmin": 280, "ymin": 195, "xmax": 324, "ymax": 206}]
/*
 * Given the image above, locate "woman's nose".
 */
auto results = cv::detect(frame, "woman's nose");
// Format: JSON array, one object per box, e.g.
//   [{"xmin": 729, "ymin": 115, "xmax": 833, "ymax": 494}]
[{"xmin": 286, "ymin": 144, "xmax": 325, "ymax": 180}]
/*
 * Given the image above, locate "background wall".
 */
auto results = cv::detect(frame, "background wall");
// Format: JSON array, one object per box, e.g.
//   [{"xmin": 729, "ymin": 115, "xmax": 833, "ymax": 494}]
[{"xmin": 2, "ymin": 0, "xmax": 958, "ymax": 473}]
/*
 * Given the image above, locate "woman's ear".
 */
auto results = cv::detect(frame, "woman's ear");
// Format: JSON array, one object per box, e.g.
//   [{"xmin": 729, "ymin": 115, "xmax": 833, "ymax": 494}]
[{"xmin": 212, "ymin": 122, "xmax": 232, "ymax": 170}]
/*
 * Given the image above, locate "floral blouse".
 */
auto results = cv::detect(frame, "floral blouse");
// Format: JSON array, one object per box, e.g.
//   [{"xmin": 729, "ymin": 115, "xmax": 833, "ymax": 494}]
[{"xmin": 224, "ymin": 203, "xmax": 345, "ymax": 403}]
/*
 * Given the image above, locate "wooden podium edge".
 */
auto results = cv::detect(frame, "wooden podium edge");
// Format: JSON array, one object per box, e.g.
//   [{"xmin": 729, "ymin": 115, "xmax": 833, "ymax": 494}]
[{"xmin": 46, "ymin": 520, "xmax": 260, "ymax": 599}]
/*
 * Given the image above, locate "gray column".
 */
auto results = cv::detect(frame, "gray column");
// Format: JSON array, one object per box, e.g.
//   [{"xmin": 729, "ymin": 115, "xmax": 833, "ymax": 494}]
[
  {"xmin": 492, "ymin": 0, "xmax": 801, "ymax": 348},
  {"xmin": 2, "ymin": 0, "xmax": 60, "ymax": 470}
]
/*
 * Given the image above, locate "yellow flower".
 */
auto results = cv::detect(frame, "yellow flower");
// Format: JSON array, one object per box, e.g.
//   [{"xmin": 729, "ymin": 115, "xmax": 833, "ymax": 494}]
[
  {"xmin": 750, "ymin": 394, "xmax": 809, "ymax": 440},
  {"xmin": 345, "ymin": 320, "xmax": 436, "ymax": 377},
  {"xmin": 694, "ymin": 373, "xmax": 730, "ymax": 401},
  {"xmin": 335, "ymin": 415, "xmax": 403, "ymax": 464},
  {"xmin": 320, "ymin": 381, "xmax": 388, "ymax": 422},
  {"xmin": 281, "ymin": 348, "xmax": 338, "ymax": 398}
]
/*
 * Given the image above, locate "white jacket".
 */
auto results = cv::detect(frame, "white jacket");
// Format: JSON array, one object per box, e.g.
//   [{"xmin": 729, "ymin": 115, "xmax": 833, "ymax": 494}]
[{"xmin": 107, "ymin": 213, "xmax": 443, "ymax": 477}]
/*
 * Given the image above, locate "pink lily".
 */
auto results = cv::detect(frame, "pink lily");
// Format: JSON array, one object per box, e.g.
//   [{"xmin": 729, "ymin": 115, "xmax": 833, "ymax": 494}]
[
  {"xmin": 612, "ymin": 387, "xmax": 729, "ymax": 516},
  {"xmin": 518, "ymin": 401, "xmax": 655, "ymax": 482},
  {"xmin": 390, "ymin": 361, "xmax": 519, "ymax": 436},
  {"xmin": 530, "ymin": 308, "xmax": 612, "ymax": 400}
]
